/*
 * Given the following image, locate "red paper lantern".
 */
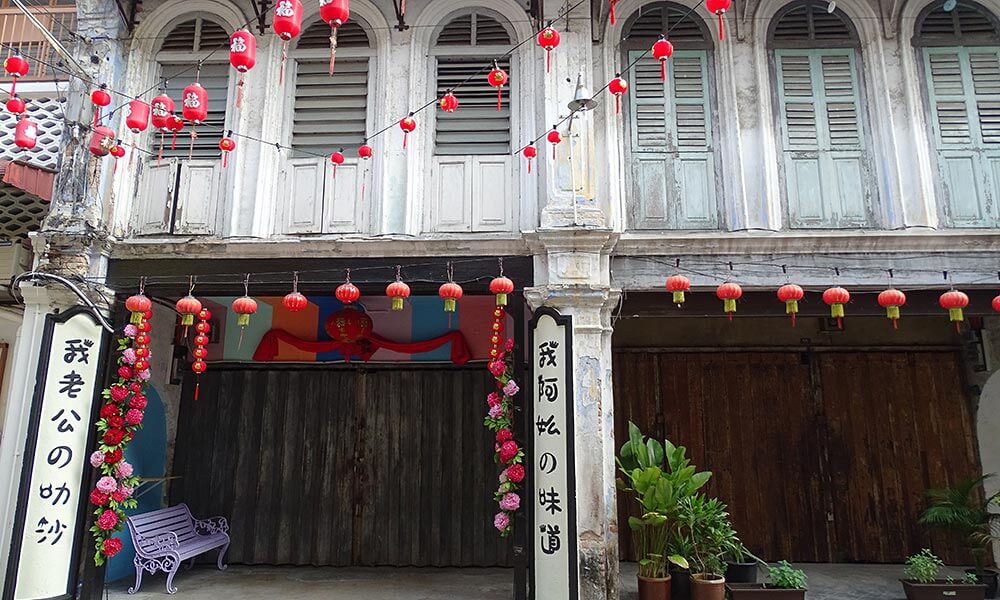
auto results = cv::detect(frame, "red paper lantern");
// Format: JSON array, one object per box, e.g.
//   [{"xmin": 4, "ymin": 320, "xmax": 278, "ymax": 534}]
[
  {"xmin": 399, "ymin": 114, "xmax": 416, "ymax": 150},
  {"xmin": 652, "ymin": 37, "xmax": 674, "ymax": 81},
  {"xmin": 939, "ymin": 289, "xmax": 969, "ymax": 332},
  {"xmin": 167, "ymin": 115, "xmax": 184, "ymax": 150},
  {"xmin": 490, "ymin": 276, "xmax": 514, "ymax": 307},
  {"xmin": 175, "ymin": 295, "xmax": 202, "ymax": 327},
  {"xmin": 777, "ymin": 284, "xmax": 805, "ymax": 327},
  {"xmin": 822, "ymin": 286, "xmax": 850, "ymax": 329},
  {"xmin": 273, "ymin": 0, "xmax": 304, "ymax": 40},
  {"xmin": 232, "ymin": 295, "xmax": 258, "ymax": 327},
  {"xmin": 320, "ymin": 0, "xmax": 350, "ymax": 75},
  {"xmin": 609, "ymin": 75, "xmax": 628, "ymax": 115},
  {"xmin": 182, "ymin": 82, "xmax": 208, "ymax": 124},
  {"xmin": 440, "ymin": 91, "xmax": 459, "ymax": 113},
  {"xmin": 537, "ymin": 26, "xmax": 561, "ymax": 73},
  {"xmin": 151, "ymin": 94, "xmax": 174, "ymax": 130},
  {"xmin": 488, "ymin": 63, "xmax": 509, "ymax": 112},
  {"xmin": 705, "ymin": 0, "xmax": 732, "ymax": 40},
  {"xmin": 523, "ymin": 145, "xmax": 537, "ymax": 173},
  {"xmin": 336, "ymin": 280, "xmax": 361, "ymax": 304},
  {"xmin": 546, "ymin": 128, "xmax": 562, "ymax": 160},
  {"xmin": 91, "ymin": 85, "xmax": 111, "ymax": 127},
  {"xmin": 89, "ymin": 125, "xmax": 115, "ymax": 157},
  {"xmin": 230, "ymin": 30, "xmax": 257, "ymax": 107},
  {"xmin": 4, "ymin": 53, "xmax": 28, "ymax": 96},
  {"xmin": 283, "ymin": 291, "xmax": 308, "ymax": 312},
  {"xmin": 716, "ymin": 282, "xmax": 742, "ymax": 321},
  {"xmin": 358, "ymin": 144, "xmax": 373, "ymax": 160},
  {"xmin": 386, "ymin": 280, "xmax": 411, "ymax": 311},
  {"xmin": 993, "ymin": 295, "xmax": 1000, "ymax": 313},
  {"xmin": 665, "ymin": 275, "xmax": 690, "ymax": 306},
  {"xmin": 330, "ymin": 150, "xmax": 345, "ymax": 177},
  {"xmin": 126, "ymin": 99, "xmax": 150, "ymax": 133},
  {"xmin": 14, "ymin": 117, "xmax": 37, "ymax": 150},
  {"xmin": 439, "ymin": 282, "xmax": 463, "ymax": 313},
  {"xmin": 110, "ymin": 143, "xmax": 126, "ymax": 172},
  {"xmin": 125, "ymin": 294, "xmax": 152, "ymax": 324},
  {"xmin": 219, "ymin": 135, "xmax": 236, "ymax": 168},
  {"xmin": 325, "ymin": 307, "xmax": 372, "ymax": 343},
  {"xmin": 6, "ymin": 95, "xmax": 24, "ymax": 115},
  {"xmin": 877, "ymin": 288, "xmax": 906, "ymax": 330}
]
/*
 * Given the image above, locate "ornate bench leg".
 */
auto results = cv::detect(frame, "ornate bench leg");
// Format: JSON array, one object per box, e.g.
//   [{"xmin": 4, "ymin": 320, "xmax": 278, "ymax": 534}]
[
  {"xmin": 165, "ymin": 561, "xmax": 180, "ymax": 595},
  {"xmin": 127, "ymin": 558, "xmax": 144, "ymax": 594},
  {"xmin": 217, "ymin": 542, "xmax": 230, "ymax": 571}
]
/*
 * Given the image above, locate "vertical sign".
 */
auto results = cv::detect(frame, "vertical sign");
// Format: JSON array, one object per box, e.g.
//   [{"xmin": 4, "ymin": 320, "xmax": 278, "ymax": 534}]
[
  {"xmin": 529, "ymin": 307, "xmax": 577, "ymax": 600},
  {"xmin": 5, "ymin": 307, "xmax": 107, "ymax": 600}
]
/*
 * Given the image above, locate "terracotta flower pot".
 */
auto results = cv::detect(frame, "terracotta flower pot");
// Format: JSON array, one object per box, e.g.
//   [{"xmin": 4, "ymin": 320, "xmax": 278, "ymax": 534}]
[
  {"xmin": 638, "ymin": 574, "xmax": 672, "ymax": 600},
  {"xmin": 691, "ymin": 573, "xmax": 726, "ymax": 600},
  {"xmin": 901, "ymin": 579, "xmax": 987, "ymax": 600}
]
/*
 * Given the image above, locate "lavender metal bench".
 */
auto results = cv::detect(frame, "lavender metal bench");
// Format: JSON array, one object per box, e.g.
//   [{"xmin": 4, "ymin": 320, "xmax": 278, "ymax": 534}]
[{"xmin": 125, "ymin": 503, "xmax": 230, "ymax": 595}]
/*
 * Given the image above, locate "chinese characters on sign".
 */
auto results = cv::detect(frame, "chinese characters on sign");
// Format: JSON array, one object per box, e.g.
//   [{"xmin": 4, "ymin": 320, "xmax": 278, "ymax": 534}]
[
  {"xmin": 8, "ymin": 309, "xmax": 105, "ymax": 600},
  {"xmin": 530, "ymin": 309, "xmax": 577, "ymax": 600}
]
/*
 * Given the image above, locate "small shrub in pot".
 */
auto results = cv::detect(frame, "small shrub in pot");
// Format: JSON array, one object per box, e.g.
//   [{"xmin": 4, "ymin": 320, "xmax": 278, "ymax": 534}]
[
  {"xmin": 726, "ymin": 561, "xmax": 807, "ymax": 599},
  {"xmin": 900, "ymin": 549, "xmax": 987, "ymax": 600}
]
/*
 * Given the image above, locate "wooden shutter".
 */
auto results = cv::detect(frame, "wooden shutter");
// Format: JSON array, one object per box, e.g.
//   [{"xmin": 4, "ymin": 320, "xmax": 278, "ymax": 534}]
[
  {"xmin": 775, "ymin": 49, "xmax": 871, "ymax": 228},
  {"xmin": 434, "ymin": 57, "xmax": 511, "ymax": 155},
  {"xmin": 159, "ymin": 62, "xmax": 229, "ymax": 159},
  {"xmin": 627, "ymin": 50, "xmax": 717, "ymax": 229},
  {"xmin": 924, "ymin": 46, "xmax": 1000, "ymax": 227},
  {"xmin": 292, "ymin": 58, "xmax": 370, "ymax": 151}
]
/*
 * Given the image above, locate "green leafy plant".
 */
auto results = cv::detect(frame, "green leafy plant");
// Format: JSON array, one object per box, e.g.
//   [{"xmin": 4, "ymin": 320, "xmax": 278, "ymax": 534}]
[
  {"xmin": 768, "ymin": 561, "xmax": 807, "ymax": 589},
  {"xmin": 675, "ymin": 494, "xmax": 737, "ymax": 578},
  {"xmin": 920, "ymin": 475, "xmax": 1000, "ymax": 574},
  {"xmin": 963, "ymin": 572, "xmax": 981, "ymax": 585},
  {"xmin": 905, "ymin": 549, "xmax": 944, "ymax": 583}
]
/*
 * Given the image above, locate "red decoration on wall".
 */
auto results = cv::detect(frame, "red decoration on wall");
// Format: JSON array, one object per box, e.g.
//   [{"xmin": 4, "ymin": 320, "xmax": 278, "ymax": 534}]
[
  {"xmin": 522, "ymin": 145, "xmax": 537, "ymax": 173},
  {"xmin": 716, "ymin": 282, "xmax": 742, "ymax": 321},
  {"xmin": 609, "ymin": 75, "xmax": 628, "ymax": 114},
  {"xmin": 877, "ymin": 288, "xmax": 906, "ymax": 330},
  {"xmin": 440, "ymin": 91, "xmax": 459, "ymax": 113},
  {"xmin": 399, "ymin": 114, "xmax": 416, "ymax": 150},
  {"xmin": 14, "ymin": 117, "xmax": 37, "ymax": 150},
  {"xmin": 652, "ymin": 37, "xmax": 674, "ymax": 81},
  {"xmin": 319, "ymin": 0, "xmax": 350, "ymax": 75},
  {"xmin": 219, "ymin": 134, "xmax": 236, "ymax": 167},
  {"xmin": 91, "ymin": 85, "xmax": 111, "ymax": 126},
  {"xmin": 490, "ymin": 276, "xmax": 514, "ymax": 306},
  {"xmin": 192, "ymin": 308, "xmax": 211, "ymax": 400},
  {"xmin": 537, "ymin": 25, "xmax": 561, "ymax": 73},
  {"xmin": 126, "ymin": 99, "xmax": 150, "ymax": 133},
  {"xmin": 705, "ymin": 0, "xmax": 732, "ymax": 40},
  {"xmin": 488, "ymin": 63, "xmax": 509, "ymax": 112},
  {"xmin": 546, "ymin": 128, "xmax": 562, "ymax": 160},
  {"xmin": 776, "ymin": 283, "xmax": 804, "ymax": 327},
  {"xmin": 229, "ymin": 30, "xmax": 257, "ymax": 108},
  {"xmin": 822, "ymin": 286, "xmax": 850, "ymax": 329},
  {"xmin": 89, "ymin": 126, "xmax": 115, "ymax": 157},
  {"xmin": 4, "ymin": 53, "xmax": 28, "ymax": 96},
  {"xmin": 5, "ymin": 95, "xmax": 24, "ymax": 115},
  {"xmin": 939, "ymin": 289, "xmax": 969, "ymax": 332},
  {"xmin": 665, "ymin": 274, "xmax": 690, "ymax": 306}
]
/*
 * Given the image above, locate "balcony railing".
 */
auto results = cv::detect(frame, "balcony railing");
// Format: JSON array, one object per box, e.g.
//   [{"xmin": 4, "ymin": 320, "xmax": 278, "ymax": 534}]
[{"xmin": 0, "ymin": 3, "xmax": 76, "ymax": 81}]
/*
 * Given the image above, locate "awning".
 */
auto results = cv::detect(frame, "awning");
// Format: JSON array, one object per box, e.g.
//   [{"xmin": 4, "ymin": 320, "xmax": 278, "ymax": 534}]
[{"xmin": 0, "ymin": 160, "xmax": 54, "ymax": 202}]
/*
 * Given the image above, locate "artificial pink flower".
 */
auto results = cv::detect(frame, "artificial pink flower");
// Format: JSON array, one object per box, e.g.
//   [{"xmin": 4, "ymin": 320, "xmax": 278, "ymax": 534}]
[
  {"xmin": 494, "ymin": 512, "xmax": 510, "ymax": 532},
  {"xmin": 124, "ymin": 408, "xmax": 143, "ymax": 426},
  {"xmin": 115, "ymin": 461, "xmax": 133, "ymax": 479},
  {"xmin": 96, "ymin": 476, "xmax": 117, "ymax": 494},
  {"xmin": 506, "ymin": 464, "xmax": 526, "ymax": 483},
  {"xmin": 505, "ymin": 338, "xmax": 514, "ymax": 352},
  {"xmin": 123, "ymin": 324, "xmax": 138, "ymax": 338},
  {"xmin": 499, "ymin": 492, "xmax": 520, "ymax": 511},
  {"xmin": 120, "ymin": 348, "xmax": 137, "ymax": 365},
  {"xmin": 97, "ymin": 509, "xmax": 118, "ymax": 530},
  {"xmin": 499, "ymin": 472, "xmax": 509, "ymax": 483},
  {"xmin": 488, "ymin": 404, "xmax": 504, "ymax": 419},
  {"xmin": 502, "ymin": 380, "xmax": 519, "ymax": 397},
  {"xmin": 90, "ymin": 451, "xmax": 105, "ymax": 468},
  {"xmin": 119, "ymin": 486, "xmax": 134, "ymax": 499},
  {"xmin": 138, "ymin": 369, "xmax": 151, "ymax": 381}
]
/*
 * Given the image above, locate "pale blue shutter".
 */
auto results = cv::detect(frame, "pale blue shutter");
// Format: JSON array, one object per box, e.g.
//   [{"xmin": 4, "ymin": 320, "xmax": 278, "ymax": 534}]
[
  {"xmin": 924, "ymin": 47, "xmax": 1000, "ymax": 227},
  {"xmin": 775, "ymin": 49, "xmax": 872, "ymax": 228},
  {"xmin": 627, "ymin": 50, "xmax": 717, "ymax": 229}
]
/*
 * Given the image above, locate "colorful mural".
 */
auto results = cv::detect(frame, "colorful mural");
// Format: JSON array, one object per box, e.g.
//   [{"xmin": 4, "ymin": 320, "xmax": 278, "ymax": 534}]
[{"xmin": 200, "ymin": 295, "xmax": 510, "ymax": 363}]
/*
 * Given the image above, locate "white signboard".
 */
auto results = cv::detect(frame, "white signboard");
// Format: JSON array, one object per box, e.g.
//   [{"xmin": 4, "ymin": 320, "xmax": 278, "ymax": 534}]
[
  {"xmin": 6, "ymin": 308, "xmax": 106, "ymax": 600},
  {"xmin": 529, "ymin": 308, "xmax": 577, "ymax": 600}
]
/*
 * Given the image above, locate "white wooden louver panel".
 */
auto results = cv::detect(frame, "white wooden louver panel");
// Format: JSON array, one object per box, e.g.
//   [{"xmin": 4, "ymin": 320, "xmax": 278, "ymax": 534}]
[
  {"xmin": 434, "ymin": 57, "xmax": 511, "ymax": 155},
  {"xmin": 292, "ymin": 59, "xmax": 369, "ymax": 151},
  {"xmin": 779, "ymin": 54, "xmax": 818, "ymax": 149},
  {"xmin": 159, "ymin": 62, "xmax": 229, "ymax": 159}
]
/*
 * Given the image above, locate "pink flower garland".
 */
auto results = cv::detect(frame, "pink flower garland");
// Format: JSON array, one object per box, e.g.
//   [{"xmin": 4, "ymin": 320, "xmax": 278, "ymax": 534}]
[
  {"xmin": 88, "ymin": 310, "xmax": 153, "ymax": 566},
  {"xmin": 483, "ymin": 305, "xmax": 523, "ymax": 537}
]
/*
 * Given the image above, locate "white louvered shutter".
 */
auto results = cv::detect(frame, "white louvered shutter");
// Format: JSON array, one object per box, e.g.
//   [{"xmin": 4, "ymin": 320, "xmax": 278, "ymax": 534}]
[
  {"xmin": 434, "ymin": 57, "xmax": 511, "ymax": 155},
  {"xmin": 292, "ymin": 59, "xmax": 369, "ymax": 151},
  {"xmin": 159, "ymin": 62, "xmax": 229, "ymax": 159}
]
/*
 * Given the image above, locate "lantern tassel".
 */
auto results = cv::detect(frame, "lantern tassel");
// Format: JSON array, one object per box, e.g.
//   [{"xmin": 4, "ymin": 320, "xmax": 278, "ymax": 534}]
[
  {"xmin": 403, "ymin": 131, "xmax": 408, "ymax": 150},
  {"xmin": 661, "ymin": 60, "xmax": 667, "ymax": 82},
  {"xmin": 171, "ymin": 130, "xmax": 178, "ymax": 151},
  {"xmin": 223, "ymin": 151, "xmax": 228, "ymax": 168},
  {"xmin": 401, "ymin": 0, "xmax": 406, "ymax": 15},
  {"xmin": 329, "ymin": 27, "xmax": 339, "ymax": 76},
  {"xmin": 158, "ymin": 131, "xmax": 164, "ymax": 165},
  {"xmin": 616, "ymin": 95, "xmax": 621, "ymax": 114},
  {"xmin": 238, "ymin": 327, "xmax": 246, "ymax": 350},
  {"xmin": 93, "ymin": 108, "xmax": 100, "ymax": 127},
  {"xmin": 547, "ymin": 49, "xmax": 552, "ymax": 73},
  {"xmin": 610, "ymin": 0, "xmax": 617, "ymax": 24},
  {"xmin": 194, "ymin": 378, "xmax": 200, "ymax": 401},
  {"xmin": 718, "ymin": 13, "xmax": 725, "ymax": 41},
  {"xmin": 236, "ymin": 74, "xmax": 245, "ymax": 109},
  {"xmin": 279, "ymin": 41, "xmax": 289, "ymax": 85},
  {"xmin": 527, "ymin": 159, "xmax": 532, "ymax": 174},
  {"xmin": 188, "ymin": 127, "xmax": 197, "ymax": 160},
  {"xmin": 497, "ymin": 87, "xmax": 503, "ymax": 112}
]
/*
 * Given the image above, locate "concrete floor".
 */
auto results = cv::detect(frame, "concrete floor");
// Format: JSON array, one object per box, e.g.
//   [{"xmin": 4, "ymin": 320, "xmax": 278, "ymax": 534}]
[{"xmin": 109, "ymin": 562, "xmax": 960, "ymax": 599}]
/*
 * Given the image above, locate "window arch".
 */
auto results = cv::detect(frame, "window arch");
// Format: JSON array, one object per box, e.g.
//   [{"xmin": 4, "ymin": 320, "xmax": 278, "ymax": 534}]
[
  {"xmin": 914, "ymin": 1, "xmax": 1000, "ymax": 227},
  {"xmin": 768, "ymin": 0, "xmax": 874, "ymax": 229},
  {"xmin": 621, "ymin": 2, "xmax": 718, "ymax": 230}
]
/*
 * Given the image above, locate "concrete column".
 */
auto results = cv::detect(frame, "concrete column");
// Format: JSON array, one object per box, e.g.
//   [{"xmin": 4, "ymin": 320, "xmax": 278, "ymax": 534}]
[{"xmin": 526, "ymin": 229, "xmax": 621, "ymax": 600}]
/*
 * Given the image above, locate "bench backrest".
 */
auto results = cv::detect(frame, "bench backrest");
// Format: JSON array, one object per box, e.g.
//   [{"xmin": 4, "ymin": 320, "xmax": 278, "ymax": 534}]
[{"xmin": 127, "ymin": 504, "xmax": 198, "ymax": 554}]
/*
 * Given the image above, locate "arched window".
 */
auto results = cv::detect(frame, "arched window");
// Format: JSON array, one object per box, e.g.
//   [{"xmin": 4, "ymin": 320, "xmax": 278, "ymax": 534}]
[
  {"xmin": 769, "ymin": 1, "xmax": 874, "ymax": 228},
  {"xmin": 622, "ymin": 2, "xmax": 717, "ymax": 230},
  {"xmin": 915, "ymin": 1, "xmax": 1000, "ymax": 227},
  {"xmin": 426, "ymin": 9, "xmax": 516, "ymax": 233}
]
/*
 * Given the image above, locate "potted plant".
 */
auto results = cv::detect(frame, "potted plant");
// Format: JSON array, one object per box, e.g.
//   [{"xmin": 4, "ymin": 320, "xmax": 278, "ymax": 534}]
[
  {"xmin": 901, "ymin": 549, "xmax": 987, "ymax": 600},
  {"xmin": 727, "ymin": 561, "xmax": 808, "ymax": 598},
  {"xmin": 618, "ymin": 423, "xmax": 711, "ymax": 600},
  {"xmin": 725, "ymin": 541, "xmax": 760, "ymax": 584},
  {"xmin": 920, "ymin": 476, "xmax": 1000, "ymax": 598},
  {"xmin": 667, "ymin": 533, "xmax": 695, "ymax": 600},
  {"xmin": 677, "ymin": 495, "xmax": 735, "ymax": 600}
]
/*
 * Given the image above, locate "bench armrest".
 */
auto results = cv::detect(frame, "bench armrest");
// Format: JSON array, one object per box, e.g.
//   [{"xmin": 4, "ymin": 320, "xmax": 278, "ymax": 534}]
[
  {"xmin": 136, "ymin": 531, "xmax": 180, "ymax": 554},
  {"xmin": 194, "ymin": 516, "xmax": 229, "ymax": 535}
]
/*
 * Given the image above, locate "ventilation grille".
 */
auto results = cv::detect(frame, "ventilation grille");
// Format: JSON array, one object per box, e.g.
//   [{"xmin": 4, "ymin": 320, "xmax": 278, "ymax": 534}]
[
  {"xmin": 0, "ymin": 96, "xmax": 64, "ymax": 171},
  {"xmin": 435, "ymin": 11, "xmax": 512, "ymax": 47},
  {"xmin": 292, "ymin": 58, "xmax": 369, "ymax": 151},
  {"xmin": 626, "ymin": 3, "xmax": 709, "ymax": 44},
  {"xmin": 435, "ymin": 57, "xmax": 511, "ymax": 155},
  {"xmin": 917, "ymin": 2, "xmax": 1000, "ymax": 42},
  {"xmin": 157, "ymin": 63, "xmax": 229, "ymax": 159},
  {"xmin": 0, "ymin": 187, "xmax": 47, "ymax": 240},
  {"xmin": 160, "ymin": 17, "xmax": 230, "ymax": 53},
  {"xmin": 298, "ymin": 19, "xmax": 371, "ymax": 49},
  {"xmin": 772, "ymin": 2, "xmax": 856, "ymax": 45}
]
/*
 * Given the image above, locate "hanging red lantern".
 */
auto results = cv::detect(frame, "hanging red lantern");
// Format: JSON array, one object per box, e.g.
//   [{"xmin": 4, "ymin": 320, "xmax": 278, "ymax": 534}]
[
  {"xmin": 330, "ymin": 150, "xmax": 345, "ymax": 177},
  {"xmin": 939, "ymin": 289, "xmax": 969, "ymax": 332},
  {"xmin": 336, "ymin": 274, "xmax": 360, "ymax": 304},
  {"xmin": 6, "ymin": 95, "xmax": 24, "ymax": 115},
  {"xmin": 537, "ymin": 25, "xmax": 561, "ymax": 73},
  {"xmin": 665, "ymin": 275, "xmax": 690, "ymax": 306},
  {"xmin": 777, "ymin": 284, "xmax": 804, "ymax": 328},
  {"xmin": 488, "ymin": 63, "xmax": 509, "ymax": 112},
  {"xmin": 191, "ymin": 308, "xmax": 211, "ymax": 401},
  {"xmin": 993, "ymin": 294, "xmax": 1000, "ymax": 313},
  {"xmin": 547, "ymin": 128, "xmax": 562, "ymax": 160},
  {"xmin": 609, "ymin": 75, "xmax": 628, "ymax": 115},
  {"xmin": 386, "ymin": 279, "xmax": 411, "ymax": 312},
  {"xmin": 14, "ymin": 117, "xmax": 37, "ymax": 151},
  {"xmin": 182, "ymin": 82, "xmax": 208, "ymax": 158},
  {"xmin": 440, "ymin": 91, "xmax": 459, "ymax": 113},
  {"xmin": 4, "ymin": 53, "xmax": 28, "ymax": 96},
  {"xmin": 523, "ymin": 145, "xmax": 537, "ymax": 173},
  {"xmin": 89, "ymin": 125, "xmax": 115, "ymax": 157},
  {"xmin": 490, "ymin": 276, "xmax": 514, "ymax": 307},
  {"xmin": 110, "ymin": 142, "xmax": 126, "ymax": 172},
  {"xmin": 229, "ymin": 30, "xmax": 257, "ymax": 108},
  {"xmin": 399, "ymin": 114, "xmax": 416, "ymax": 150},
  {"xmin": 705, "ymin": 0, "xmax": 732, "ymax": 41},
  {"xmin": 877, "ymin": 288, "xmax": 906, "ymax": 330},
  {"xmin": 716, "ymin": 282, "xmax": 742, "ymax": 321},
  {"xmin": 126, "ymin": 99, "xmax": 150, "ymax": 133},
  {"xmin": 822, "ymin": 286, "xmax": 850, "ymax": 330},
  {"xmin": 167, "ymin": 115, "xmax": 184, "ymax": 150},
  {"xmin": 439, "ymin": 281, "xmax": 463, "ymax": 313},
  {"xmin": 219, "ymin": 134, "xmax": 236, "ymax": 168},
  {"xmin": 151, "ymin": 94, "xmax": 174, "ymax": 130},
  {"xmin": 232, "ymin": 295, "xmax": 258, "ymax": 347},
  {"xmin": 273, "ymin": 0, "xmax": 304, "ymax": 82},
  {"xmin": 125, "ymin": 294, "xmax": 152, "ymax": 324},
  {"xmin": 175, "ymin": 294, "xmax": 202, "ymax": 336},
  {"xmin": 320, "ymin": 0, "xmax": 350, "ymax": 75},
  {"xmin": 358, "ymin": 144, "xmax": 373, "ymax": 160},
  {"xmin": 652, "ymin": 36, "xmax": 674, "ymax": 81},
  {"xmin": 91, "ymin": 85, "xmax": 111, "ymax": 126},
  {"xmin": 283, "ymin": 291, "xmax": 308, "ymax": 312}
]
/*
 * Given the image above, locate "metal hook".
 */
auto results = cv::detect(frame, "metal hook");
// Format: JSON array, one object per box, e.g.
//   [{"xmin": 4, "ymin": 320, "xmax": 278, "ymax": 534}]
[
  {"xmin": 292, "ymin": 271, "xmax": 299, "ymax": 293},
  {"xmin": 243, "ymin": 273, "xmax": 250, "ymax": 296},
  {"xmin": 138, "ymin": 276, "xmax": 146, "ymax": 294},
  {"xmin": 498, "ymin": 257, "xmax": 504, "ymax": 277},
  {"xmin": 188, "ymin": 275, "xmax": 196, "ymax": 295},
  {"xmin": 395, "ymin": 265, "xmax": 402, "ymax": 281},
  {"xmin": 345, "ymin": 268, "xmax": 351, "ymax": 283}
]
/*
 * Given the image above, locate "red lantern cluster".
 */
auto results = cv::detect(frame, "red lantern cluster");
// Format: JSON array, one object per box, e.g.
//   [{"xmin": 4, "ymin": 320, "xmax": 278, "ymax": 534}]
[
  {"xmin": 705, "ymin": 0, "xmax": 732, "ymax": 40},
  {"xmin": 89, "ymin": 126, "xmax": 115, "ymax": 158},
  {"xmin": 330, "ymin": 150, "xmax": 345, "ymax": 177},
  {"xmin": 547, "ymin": 128, "xmax": 562, "ymax": 160},
  {"xmin": 192, "ymin": 308, "xmax": 211, "ymax": 400},
  {"xmin": 126, "ymin": 99, "xmax": 150, "ymax": 133},
  {"xmin": 5, "ymin": 53, "xmax": 29, "ymax": 96},
  {"xmin": 652, "ymin": 37, "xmax": 674, "ymax": 81},
  {"xmin": 6, "ymin": 95, "xmax": 25, "ymax": 115},
  {"xmin": 336, "ymin": 276, "xmax": 360, "ymax": 304},
  {"xmin": 14, "ymin": 117, "xmax": 37, "ymax": 151},
  {"xmin": 175, "ymin": 294, "xmax": 202, "ymax": 334},
  {"xmin": 125, "ymin": 293, "xmax": 152, "ymax": 324},
  {"xmin": 488, "ymin": 305, "xmax": 506, "ymax": 360},
  {"xmin": 232, "ymin": 295, "xmax": 258, "ymax": 347},
  {"xmin": 523, "ymin": 145, "xmax": 538, "ymax": 173},
  {"xmin": 440, "ymin": 91, "xmax": 459, "ymax": 113},
  {"xmin": 220, "ymin": 135, "xmax": 236, "ymax": 168},
  {"xmin": 273, "ymin": 0, "xmax": 304, "ymax": 82},
  {"xmin": 91, "ymin": 85, "xmax": 111, "ymax": 126}
]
